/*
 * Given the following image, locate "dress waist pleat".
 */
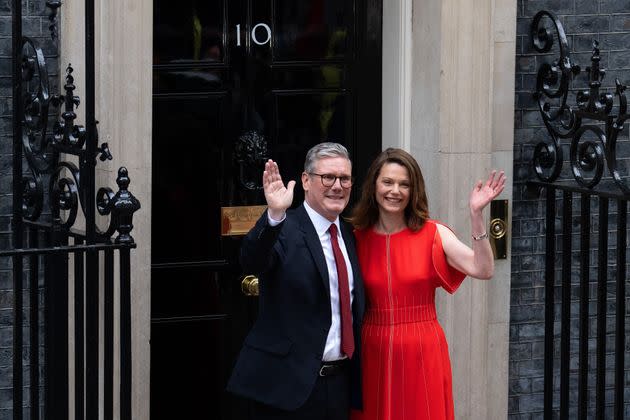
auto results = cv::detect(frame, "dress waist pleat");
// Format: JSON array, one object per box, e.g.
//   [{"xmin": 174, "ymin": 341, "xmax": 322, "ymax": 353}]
[{"xmin": 364, "ymin": 304, "xmax": 437, "ymax": 325}]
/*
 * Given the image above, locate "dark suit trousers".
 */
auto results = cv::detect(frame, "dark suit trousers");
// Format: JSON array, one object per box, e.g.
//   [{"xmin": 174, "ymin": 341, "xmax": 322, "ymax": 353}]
[{"xmin": 251, "ymin": 371, "xmax": 350, "ymax": 420}]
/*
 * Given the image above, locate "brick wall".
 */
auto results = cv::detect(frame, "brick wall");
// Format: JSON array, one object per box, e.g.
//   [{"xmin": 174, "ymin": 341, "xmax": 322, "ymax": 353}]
[
  {"xmin": 512, "ymin": 1, "xmax": 630, "ymax": 419},
  {"xmin": 0, "ymin": 2, "xmax": 57, "ymax": 418}
]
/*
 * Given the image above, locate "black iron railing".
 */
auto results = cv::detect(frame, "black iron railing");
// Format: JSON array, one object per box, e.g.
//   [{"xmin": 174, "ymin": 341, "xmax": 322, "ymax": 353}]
[
  {"xmin": 11, "ymin": 1, "xmax": 140, "ymax": 419},
  {"xmin": 527, "ymin": 10, "xmax": 629, "ymax": 420}
]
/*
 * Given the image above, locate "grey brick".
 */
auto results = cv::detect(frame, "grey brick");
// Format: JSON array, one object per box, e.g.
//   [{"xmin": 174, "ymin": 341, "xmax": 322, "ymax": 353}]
[
  {"xmin": 513, "ymin": 236, "xmax": 535, "ymax": 254},
  {"xmin": 512, "ymin": 304, "xmax": 546, "ymax": 323},
  {"xmin": 508, "ymin": 395, "xmax": 520, "ymax": 414},
  {"xmin": 0, "ymin": 196, "xmax": 11, "ymax": 215},
  {"xmin": 522, "ymin": 74, "xmax": 537, "ymax": 91},
  {"xmin": 515, "ymin": 128, "xmax": 536, "ymax": 145},
  {"xmin": 524, "ymin": 0, "xmax": 574, "ymax": 18},
  {"xmin": 517, "ymin": 17, "xmax": 533, "ymax": 37},
  {"xmin": 511, "ymin": 342, "xmax": 533, "ymax": 360},
  {"xmin": 0, "ymin": 308, "xmax": 10, "ymax": 327},
  {"xmin": 0, "ymin": 153, "xmax": 11, "ymax": 174},
  {"xmin": 521, "ymin": 254, "xmax": 545, "ymax": 270},
  {"xmin": 0, "ymin": 290, "xmax": 11, "ymax": 308},
  {"xmin": 26, "ymin": 1, "xmax": 50, "ymax": 16},
  {"xmin": 0, "ymin": 59, "xmax": 9, "ymax": 76},
  {"xmin": 0, "ymin": 17, "xmax": 8, "ymax": 36},
  {"xmin": 517, "ymin": 91, "xmax": 538, "ymax": 109},
  {"xmin": 531, "ymin": 376, "xmax": 545, "ymax": 393},
  {"xmin": 519, "ymin": 323, "xmax": 546, "ymax": 340},
  {"xmin": 573, "ymin": 34, "xmax": 601, "ymax": 52},
  {"xmin": 572, "ymin": 51, "xmax": 609, "ymax": 69},
  {"xmin": 516, "ymin": 73, "xmax": 526, "ymax": 93},
  {"xmin": 511, "ymin": 378, "xmax": 533, "ymax": 394},
  {"xmin": 533, "ymin": 53, "xmax": 559, "ymax": 68},
  {"xmin": 600, "ymin": 0, "xmax": 630, "ymax": 14},
  {"xmin": 564, "ymin": 15, "xmax": 611, "ymax": 34},
  {"xmin": 518, "ymin": 358, "xmax": 545, "ymax": 377},
  {"xmin": 23, "ymin": 17, "xmax": 42, "ymax": 36},
  {"xmin": 512, "ymin": 272, "xmax": 534, "ymax": 288},
  {"xmin": 523, "ymin": 110, "xmax": 546, "ymax": 128},
  {"xmin": 508, "ymin": 414, "xmax": 528, "ymax": 420},
  {"xmin": 611, "ymin": 14, "xmax": 630, "ymax": 32},
  {"xmin": 0, "ymin": 390, "xmax": 11, "ymax": 411},
  {"xmin": 0, "ymin": 326, "xmax": 10, "ymax": 349},
  {"xmin": 575, "ymin": 0, "xmax": 600, "ymax": 14},
  {"xmin": 518, "ymin": 393, "xmax": 545, "ymax": 412},
  {"xmin": 0, "ymin": 177, "xmax": 10, "ymax": 194},
  {"xmin": 609, "ymin": 50, "xmax": 630, "ymax": 69},
  {"xmin": 515, "ymin": 110, "xmax": 524, "ymax": 131},
  {"xmin": 600, "ymin": 32, "xmax": 630, "ymax": 50},
  {"xmin": 0, "ymin": 38, "xmax": 9, "ymax": 59},
  {"xmin": 517, "ymin": 35, "xmax": 525, "ymax": 57},
  {"xmin": 0, "ymin": 347, "xmax": 9, "ymax": 367},
  {"xmin": 517, "ymin": 55, "xmax": 538, "ymax": 73},
  {"xmin": 0, "ymin": 137, "xmax": 13, "ymax": 155},
  {"xmin": 531, "ymin": 341, "xmax": 545, "ymax": 359},
  {"xmin": 0, "ymin": 365, "xmax": 9, "ymax": 388},
  {"xmin": 0, "ymin": 97, "xmax": 10, "ymax": 116},
  {"xmin": 513, "ymin": 200, "xmax": 542, "ymax": 219},
  {"xmin": 0, "ymin": 271, "xmax": 11, "ymax": 291},
  {"xmin": 520, "ymin": 219, "xmax": 543, "ymax": 235}
]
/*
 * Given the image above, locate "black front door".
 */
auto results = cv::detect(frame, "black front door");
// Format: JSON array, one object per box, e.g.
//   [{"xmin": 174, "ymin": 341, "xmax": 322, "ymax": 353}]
[{"xmin": 151, "ymin": 1, "xmax": 381, "ymax": 418}]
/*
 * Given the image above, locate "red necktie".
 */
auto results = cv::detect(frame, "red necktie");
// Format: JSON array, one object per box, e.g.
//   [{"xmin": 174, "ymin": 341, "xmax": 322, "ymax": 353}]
[{"xmin": 328, "ymin": 223, "xmax": 354, "ymax": 359}]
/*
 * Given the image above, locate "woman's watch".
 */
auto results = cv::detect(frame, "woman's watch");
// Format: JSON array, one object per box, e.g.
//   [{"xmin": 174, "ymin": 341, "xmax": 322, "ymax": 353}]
[{"xmin": 472, "ymin": 232, "xmax": 489, "ymax": 241}]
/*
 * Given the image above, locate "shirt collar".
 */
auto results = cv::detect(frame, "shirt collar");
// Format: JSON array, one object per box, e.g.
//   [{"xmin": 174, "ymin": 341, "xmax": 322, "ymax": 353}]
[{"xmin": 303, "ymin": 200, "xmax": 340, "ymax": 238}]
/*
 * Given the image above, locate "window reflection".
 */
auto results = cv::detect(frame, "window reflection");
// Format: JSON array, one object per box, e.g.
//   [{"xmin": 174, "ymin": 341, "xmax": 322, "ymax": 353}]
[
  {"xmin": 272, "ymin": 66, "xmax": 345, "ymax": 89},
  {"xmin": 274, "ymin": 0, "xmax": 349, "ymax": 60},
  {"xmin": 154, "ymin": 0, "xmax": 224, "ymax": 64},
  {"xmin": 275, "ymin": 93, "xmax": 347, "ymax": 150},
  {"xmin": 152, "ymin": 97, "xmax": 225, "ymax": 263},
  {"xmin": 154, "ymin": 69, "xmax": 225, "ymax": 94}
]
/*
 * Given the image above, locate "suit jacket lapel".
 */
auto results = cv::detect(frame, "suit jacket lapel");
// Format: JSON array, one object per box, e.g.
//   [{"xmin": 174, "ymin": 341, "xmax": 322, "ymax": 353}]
[{"xmin": 296, "ymin": 204, "xmax": 331, "ymax": 295}]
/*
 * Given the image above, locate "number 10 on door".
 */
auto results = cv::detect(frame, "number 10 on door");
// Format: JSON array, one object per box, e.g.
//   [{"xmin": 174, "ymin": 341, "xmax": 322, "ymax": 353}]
[{"xmin": 236, "ymin": 23, "xmax": 272, "ymax": 46}]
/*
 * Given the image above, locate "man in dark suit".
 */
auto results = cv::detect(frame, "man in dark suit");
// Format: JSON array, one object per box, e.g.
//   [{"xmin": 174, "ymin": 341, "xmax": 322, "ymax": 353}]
[{"xmin": 227, "ymin": 142, "xmax": 364, "ymax": 420}]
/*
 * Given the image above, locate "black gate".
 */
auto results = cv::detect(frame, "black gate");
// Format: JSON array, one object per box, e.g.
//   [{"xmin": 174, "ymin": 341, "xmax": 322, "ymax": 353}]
[
  {"xmin": 7, "ymin": 1, "xmax": 140, "ymax": 419},
  {"xmin": 527, "ymin": 11, "xmax": 629, "ymax": 420}
]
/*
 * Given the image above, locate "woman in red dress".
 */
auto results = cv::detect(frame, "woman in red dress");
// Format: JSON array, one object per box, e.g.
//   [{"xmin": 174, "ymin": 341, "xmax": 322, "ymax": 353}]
[{"xmin": 349, "ymin": 148, "xmax": 505, "ymax": 420}]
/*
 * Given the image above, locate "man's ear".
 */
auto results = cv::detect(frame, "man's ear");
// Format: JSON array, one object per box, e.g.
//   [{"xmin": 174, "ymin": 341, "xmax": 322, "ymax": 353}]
[{"xmin": 301, "ymin": 172, "xmax": 310, "ymax": 192}]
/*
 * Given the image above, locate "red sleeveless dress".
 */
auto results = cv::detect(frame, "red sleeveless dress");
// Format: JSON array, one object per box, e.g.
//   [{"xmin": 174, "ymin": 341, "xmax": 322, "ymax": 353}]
[{"xmin": 350, "ymin": 221, "xmax": 466, "ymax": 420}]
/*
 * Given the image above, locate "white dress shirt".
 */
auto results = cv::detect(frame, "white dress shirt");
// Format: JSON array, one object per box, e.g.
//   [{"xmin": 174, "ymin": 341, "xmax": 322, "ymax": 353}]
[{"xmin": 267, "ymin": 202, "xmax": 355, "ymax": 361}]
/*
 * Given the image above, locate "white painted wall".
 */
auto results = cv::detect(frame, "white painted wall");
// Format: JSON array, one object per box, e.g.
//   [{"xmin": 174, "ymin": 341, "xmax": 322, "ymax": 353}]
[{"xmin": 61, "ymin": 0, "xmax": 152, "ymax": 418}]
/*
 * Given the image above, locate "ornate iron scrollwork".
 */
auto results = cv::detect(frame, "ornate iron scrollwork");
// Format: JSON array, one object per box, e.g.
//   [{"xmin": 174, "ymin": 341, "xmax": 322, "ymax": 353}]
[
  {"xmin": 21, "ymin": 38, "xmax": 56, "ymax": 220},
  {"xmin": 45, "ymin": 1, "xmax": 62, "ymax": 40},
  {"xmin": 530, "ymin": 11, "xmax": 630, "ymax": 194},
  {"xmin": 52, "ymin": 65, "xmax": 87, "ymax": 150},
  {"xmin": 19, "ymin": 36, "xmax": 139, "ymax": 241},
  {"xmin": 234, "ymin": 130, "xmax": 269, "ymax": 190},
  {"xmin": 49, "ymin": 161, "xmax": 80, "ymax": 229},
  {"xmin": 97, "ymin": 167, "xmax": 141, "ymax": 243}
]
